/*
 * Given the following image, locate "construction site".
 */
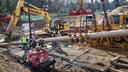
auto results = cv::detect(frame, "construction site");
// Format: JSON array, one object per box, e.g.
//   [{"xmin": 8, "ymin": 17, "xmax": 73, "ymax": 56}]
[{"xmin": 0, "ymin": 0, "xmax": 128, "ymax": 72}]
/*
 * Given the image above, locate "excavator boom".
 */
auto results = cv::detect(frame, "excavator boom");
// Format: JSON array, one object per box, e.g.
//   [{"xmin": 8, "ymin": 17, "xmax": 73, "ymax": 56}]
[{"xmin": 5, "ymin": 0, "xmax": 51, "ymax": 35}]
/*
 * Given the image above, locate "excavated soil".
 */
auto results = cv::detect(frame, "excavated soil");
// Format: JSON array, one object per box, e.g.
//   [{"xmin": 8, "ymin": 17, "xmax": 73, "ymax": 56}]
[
  {"xmin": 60, "ymin": 44, "xmax": 128, "ymax": 72},
  {"xmin": 0, "ymin": 44, "xmax": 128, "ymax": 72},
  {"xmin": 0, "ymin": 48, "xmax": 30, "ymax": 72},
  {"xmin": 54, "ymin": 58, "xmax": 86, "ymax": 72}
]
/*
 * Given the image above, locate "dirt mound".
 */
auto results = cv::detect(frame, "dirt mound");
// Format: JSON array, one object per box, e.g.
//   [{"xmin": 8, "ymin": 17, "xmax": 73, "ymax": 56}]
[
  {"xmin": 0, "ymin": 48, "xmax": 30, "ymax": 72},
  {"xmin": 55, "ymin": 58, "xmax": 86, "ymax": 72}
]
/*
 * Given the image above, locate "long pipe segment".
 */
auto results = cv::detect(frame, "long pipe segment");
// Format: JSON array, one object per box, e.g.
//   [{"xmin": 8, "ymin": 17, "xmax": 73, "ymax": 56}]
[
  {"xmin": 42, "ymin": 36, "xmax": 70, "ymax": 42},
  {"xmin": 87, "ymin": 29, "xmax": 128, "ymax": 39},
  {"xmin": 0, "ymin": 29, "xmax": 128, "ymax": 46},
  {"xmin": 41, "ymin": 29, "xmax": 128, "ymax": 42}
]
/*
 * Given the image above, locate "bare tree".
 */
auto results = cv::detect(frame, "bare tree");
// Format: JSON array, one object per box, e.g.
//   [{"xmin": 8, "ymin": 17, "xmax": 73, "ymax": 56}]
[
  {"xmin": 0, "ymin": 0, "xmax": 17, "ymax": 14},
  {"xmin": 114, "ymin": 0, "xmax": 120, "ymax": 7},
  {"xmin": 0, "ymin": 0, "xmax": 2, "ymax": 5}
]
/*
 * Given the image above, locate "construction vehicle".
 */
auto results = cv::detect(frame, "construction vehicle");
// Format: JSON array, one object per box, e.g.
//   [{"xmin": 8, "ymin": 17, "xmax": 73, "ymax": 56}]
[
  {"xmin": 64, "ymin": 4, "xmax": 128, "ymax": 49},
  {"xmin": 0, "ymin": 0, "xmax": 51, "ymax": 42},
  {"xmin": 15, "ymin": 45, "xmax": 56, "ymax": 71},
  {"xmin": 50, "ymin": 19, "xmax": 64, "ymax": 32},
  {"xmin": 50, "ymin": 18, "xmax": 70, "ymax": 36},
  {"xmin": 0, "ymin": 0, "xmax": 70, "ymax": 42},
  {"xmin": 86, "ymin": 5, "xmax": 128, "ymax": 49}
]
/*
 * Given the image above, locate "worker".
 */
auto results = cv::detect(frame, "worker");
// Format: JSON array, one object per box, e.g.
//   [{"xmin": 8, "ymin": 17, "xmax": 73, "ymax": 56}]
[
  {"xmin": 20, "ymin": 34, "xmax": 29, "ymax": 52},
  {"xmin": 39, "ymin": 38, "xmax": 44, "ymax": 47},
  {"xmin": 79, "ymin": 34, "xmax": 85, "ymax": 44},
  {"xmin": 73, "ymin": 34, "xmax": 79, "ymax": 44},
  {"xmin": 31, "ymin": 34, "xmax": 37, "ymax": 48},
  {"xmin": 70, "ymin": 34, "xmax": 74, "ymax": 45},
  {"xmin": 35, "ymin": 43, "xmax": 40, "ymax": 51},
  {"xmin": 52, "ymin": 32, "xmax": 57, "ymax": 49}
]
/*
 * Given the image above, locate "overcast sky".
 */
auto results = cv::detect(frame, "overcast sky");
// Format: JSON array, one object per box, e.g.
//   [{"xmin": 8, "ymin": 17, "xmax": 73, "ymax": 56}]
[
  {"xmin": 67, "ymin": 0, "xmax": 115, "ymax": 3},
  {"xmin": 87, "ymin": 0, "xmax": 128, "ymax": 3},
  {"xmin": 87, "ymin": 0, "xmax": 113, "ymax": 3},
  {"xmin": 60, "ymin": 0, "xmax": 128, "ymax": 4}
]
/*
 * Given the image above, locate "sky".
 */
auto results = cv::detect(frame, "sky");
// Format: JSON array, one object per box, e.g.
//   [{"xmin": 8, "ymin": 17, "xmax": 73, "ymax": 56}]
[
  {"xmin": 63, "ymin": 0, "xmax": 114, "ymax": 4},
  {"xmin": 87, "ymin": 0, "xmax": 113, "ymax": 3},
  {"xmin": 107, "ymin": 0, "xmax": 114, "ymax": 2},
  {"xmin": 59, "ymin": 0, "xmax": 128, "ymax": 5},
  {"xmin": 88, "ymin": 0, "xmax": 128, "ymax": 3}
]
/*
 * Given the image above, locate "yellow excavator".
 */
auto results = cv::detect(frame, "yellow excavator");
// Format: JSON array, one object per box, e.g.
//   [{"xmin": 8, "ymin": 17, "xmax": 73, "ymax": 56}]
[
  {"xmin": 87, "ymin": 5, "xmax": 128, "ymax": 49},
  {"xmin": 0, "ymin": 0, "xmax": 51, "ymax": 42},
  {"xmin": 50, "ymin": 18, "xmax": 70, "ymax": 36}
]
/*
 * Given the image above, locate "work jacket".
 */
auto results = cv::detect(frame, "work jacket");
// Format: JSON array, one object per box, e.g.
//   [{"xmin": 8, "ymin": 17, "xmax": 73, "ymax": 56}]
[{"xmin": 20, "ymin": 36, "xmax": 28, "ymax": 44}]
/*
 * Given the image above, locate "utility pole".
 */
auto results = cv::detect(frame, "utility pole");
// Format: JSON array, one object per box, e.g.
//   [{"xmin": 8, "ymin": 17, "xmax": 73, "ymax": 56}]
[
  {"xmin": 114, "ymin": 0, "xmax": 120, "ymax": 7},
  {"xmin": 79, "ymin": 0, "xmax": 84, "ymax": 10},
  {"xmin": 27, "ymin": 1, "xmax": 32, "ymax": 49},
  {"xmin": 79, "ymin": 0, "xmax": 84, "ymax": 33},
  {"xmin": 0, "ymin": 0, "xmax": 1, "ymax": 4},
  {"xmin": 91, "ymin": 0, "xmax": 97, "ymax": 32},
  {"xmin": 101, "ymin": 0, "xmax": 111, "ymax": 31}
]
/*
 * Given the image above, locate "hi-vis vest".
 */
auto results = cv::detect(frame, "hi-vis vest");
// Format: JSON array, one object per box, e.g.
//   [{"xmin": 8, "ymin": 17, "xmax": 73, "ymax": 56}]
[{"xmin": 20, "ymin": 37, "xmax": 28, "ymax": 43}]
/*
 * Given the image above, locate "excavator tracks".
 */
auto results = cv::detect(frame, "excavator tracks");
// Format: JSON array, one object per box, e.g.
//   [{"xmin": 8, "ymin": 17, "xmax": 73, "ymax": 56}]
[{"xmin": 89, "ymin": 36, "xmax": 128, "ymax": 50}]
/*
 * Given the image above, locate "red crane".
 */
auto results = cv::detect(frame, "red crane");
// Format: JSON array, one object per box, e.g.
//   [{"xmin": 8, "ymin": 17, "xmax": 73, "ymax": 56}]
[{"xmin": 69, "ymin": 0, "xmax": 94, "ymax": 16}]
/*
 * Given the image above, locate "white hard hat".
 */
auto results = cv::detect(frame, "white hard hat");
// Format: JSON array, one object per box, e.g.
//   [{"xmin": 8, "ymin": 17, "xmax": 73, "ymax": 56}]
[{"xmin": 35, "ymin": 43, "xmax": 40, "ymax": 51}]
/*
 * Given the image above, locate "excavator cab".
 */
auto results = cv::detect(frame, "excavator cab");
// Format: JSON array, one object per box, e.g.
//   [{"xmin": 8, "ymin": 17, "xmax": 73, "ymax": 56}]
[
  {"xmin": 108, "ymin": 14, "xmax": 127, "ymax": 30},
  {"xmin": 50, "ymin": 19, "xmax": 64, "ymax": 32},
  {"xmin": 50, "ymin": 18, "xmax": 69, "ymax": 36},
  {"xmin": 84, "ymin": 15, "xmax": 96, "ymax": 32},
  {"xmin": 96, "ymin": 13, "xmax": 128, "ymax": 31},
  {"xmin": 112, "ymin": 15, "xmax": 120, "ymax": 24}
]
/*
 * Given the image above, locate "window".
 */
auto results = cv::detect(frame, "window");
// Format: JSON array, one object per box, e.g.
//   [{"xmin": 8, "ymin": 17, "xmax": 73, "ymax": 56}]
[{"xmin": 113, "ymin": 15, "xmax": 120, "ymax": 24}]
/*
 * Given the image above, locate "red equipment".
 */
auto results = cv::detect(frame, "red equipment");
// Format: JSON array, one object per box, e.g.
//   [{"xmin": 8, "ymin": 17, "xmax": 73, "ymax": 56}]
[
  {"xmin": 69, "ymin": 0, "xmax": 94, "ymax": 16},
  {"xmin": 27, "ymin": 48, "xmax": 49, "ymax": 67},
  {"xmin": 17, "ymin": 47, "xmax": 56, "ymax": 71},
  {"xmin": 0, "ymin": 15, "xmax": 11, "ymax": 23},
  {"xmin": 69, "ymin": 10, "xmax": 94, "ymax": 16}
]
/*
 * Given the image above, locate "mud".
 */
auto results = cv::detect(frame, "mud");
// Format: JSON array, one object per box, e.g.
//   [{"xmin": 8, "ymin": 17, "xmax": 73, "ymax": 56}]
[
  {"xmin": 0, "ymin": 44, "xmax": 128, "ymax": 72},
  {"xmin": 0, "ymin": 48, "xmax": 30, "ymax": 72}
]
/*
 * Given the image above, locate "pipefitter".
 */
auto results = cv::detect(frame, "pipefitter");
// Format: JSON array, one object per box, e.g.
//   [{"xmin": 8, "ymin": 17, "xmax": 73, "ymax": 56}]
[
  {"xmin": 52, "ymin": 32, "xmax": 57, "ymax": 49},
  {"xmin": 20, "ymin": 34, "xmax": 29, "ymax": 52},
  {"xmin": 73, "ymin": 34, "xmax": 79, "ymax": 44},
  {"xmin": 70, "ymin": 34, "xmax": 74, "ymax": 45},
  {"xmin": 31, "ymin": 34, "xmax": 37, "ymax": 48},
  {"xmin": 39, "ymin": 38, "xmax": 44, "ymax": 47},
  {"xmin": 79, "ymin": 33, "xmax": 85, "ymax": 44}
]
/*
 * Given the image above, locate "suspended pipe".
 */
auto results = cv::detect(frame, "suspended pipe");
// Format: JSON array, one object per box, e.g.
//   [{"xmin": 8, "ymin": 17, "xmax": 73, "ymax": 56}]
[
  {"xmin": 1, "ymin": 29, "xmax": 128, "ymax": 46},
  {"xmin": 42, "ymin": 29, "xmax": 128, "ymax": 42},
  {"xmin": 87, "ymin": 29, "xmax": 128, "ymax": 39}
]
